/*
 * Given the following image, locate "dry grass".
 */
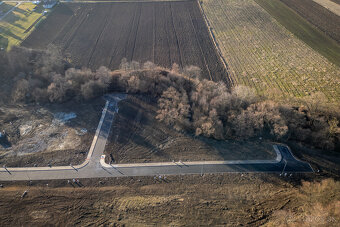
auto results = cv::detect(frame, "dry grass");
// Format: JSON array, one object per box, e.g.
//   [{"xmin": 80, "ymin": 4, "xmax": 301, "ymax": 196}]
[
  {"xmin": 201, "ymin": 0, "xmax": 340, "ymax": 102},
  {"xmin": 264, "ymin": 179, "xmax": 340, "ymax": 226},
  {"xmin": 1, "ymin": 175, "xmax": 338, "ymax": 226},
  {"xmin": 0, "ymin": 174, "xmax": 299, "ymax": 226}
]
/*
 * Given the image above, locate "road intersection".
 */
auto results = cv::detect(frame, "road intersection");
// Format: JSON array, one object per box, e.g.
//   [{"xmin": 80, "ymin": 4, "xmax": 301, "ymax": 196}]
[{"xmin": 0, "ymin": 94, "xmax": 313, "ymax": 181}]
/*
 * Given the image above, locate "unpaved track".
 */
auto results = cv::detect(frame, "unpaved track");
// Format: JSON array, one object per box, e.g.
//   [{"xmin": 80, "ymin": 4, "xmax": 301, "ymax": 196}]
[{"xmin": 0, "ymin": 94, "xmax": 313, "ymax": 181}]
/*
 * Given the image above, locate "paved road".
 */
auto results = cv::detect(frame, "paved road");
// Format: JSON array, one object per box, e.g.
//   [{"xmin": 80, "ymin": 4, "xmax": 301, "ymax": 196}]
[{"xmin": 0, "ymin": 94, "xmax": 313, "ymax": 181}]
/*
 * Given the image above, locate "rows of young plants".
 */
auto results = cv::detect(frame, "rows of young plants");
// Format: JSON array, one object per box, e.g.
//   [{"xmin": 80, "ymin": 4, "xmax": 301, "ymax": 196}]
[{"xmin": 201, "ymin": 0, "xmax": 339, "ymax": 101}]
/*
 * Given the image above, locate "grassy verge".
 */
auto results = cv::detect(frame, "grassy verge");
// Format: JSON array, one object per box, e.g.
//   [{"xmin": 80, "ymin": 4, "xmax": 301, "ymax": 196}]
[
  {"xmin": 0, "ymin": 2, "xmax": 49, "ymax": 50},
  {"xmin": 255, "ymin": 0, "xmax": 340, "ymax": 67}
]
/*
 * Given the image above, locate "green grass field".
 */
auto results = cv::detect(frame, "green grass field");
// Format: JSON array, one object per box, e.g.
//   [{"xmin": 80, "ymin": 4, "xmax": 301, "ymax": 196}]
[
  {"xmin": 255, "ymin": 0, "xmax": 340, "ymax": 67},
  {"xmin": 0, "ymin": 2, "xmax": 48, "ymax": 50}
]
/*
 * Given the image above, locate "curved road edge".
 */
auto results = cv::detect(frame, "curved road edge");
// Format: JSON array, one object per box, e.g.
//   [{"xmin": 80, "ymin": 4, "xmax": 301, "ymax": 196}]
[
  {"xmin": 0, "ymin": 94, "xmax": 314, "ymax": 181},
  {"xmin": 0, "ymin": 100, "xmax": 110, "ymax": 173}
]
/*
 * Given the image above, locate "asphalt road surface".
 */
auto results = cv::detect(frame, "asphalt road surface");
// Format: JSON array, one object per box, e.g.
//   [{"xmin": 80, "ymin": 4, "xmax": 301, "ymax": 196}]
[{"xmin": 0, "ymin": 94, "xmax": 313, "ymax": 181}]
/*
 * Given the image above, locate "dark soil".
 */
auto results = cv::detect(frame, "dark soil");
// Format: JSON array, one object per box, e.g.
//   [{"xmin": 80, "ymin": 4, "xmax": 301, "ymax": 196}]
[
  {"xmin": 0, "ymin": 173, "xmax": 318, "ymax": 226},
  {"xmin": 22, "ymin": 1, "xmax": 229, "ymax": 83},
  {"xmin": 105, "ymin": 95, "xmax": 276, "ymax": 164}
]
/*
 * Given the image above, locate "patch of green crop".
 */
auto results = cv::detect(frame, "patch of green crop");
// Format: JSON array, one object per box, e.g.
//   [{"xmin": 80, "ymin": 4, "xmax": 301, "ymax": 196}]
[{"xmin": 255, "ymin": 0, "xmax": 340, "ymax": 67}]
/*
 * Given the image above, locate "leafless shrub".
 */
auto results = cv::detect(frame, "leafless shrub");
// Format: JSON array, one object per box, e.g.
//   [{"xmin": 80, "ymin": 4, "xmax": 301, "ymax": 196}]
[
  {"xmin": 229, "ymin": 101, "xmax": 288, "ymax": 138},
  {"xmin": 47, "ymin": 74, "xmax": 71, "ymax": 103},
  {"xmin": 267, "ymin": 179, "xmax": 340, "ymax": 227},
  {"xmin": 1, "ymin": 48, "xmax": 339, "ymax": 151},
  {"xmin": 119, "ymin": 58, "xmax": 140, "ymax": 71},
  {"xmin": 183, "ymin": 65, "xmax": 201, "ymax": 79},
  {"xmin": 12, "ymin": 79, "xmax": 30, "ymax": 102},
  {"xmin": 81, "ymin": 80, "xmax": 107, "ymax": 100},
  {"xmin": 231, "ymin": 85, "xmax": 257, "ymax": 109},
  {"xmin": 156, "ymin": 87, "xmax": 191, "ymax": 131},
  {"xmin": 119, "ymin": 58, "xmax": 130, "ymax": 71},
  {"xmin": 142, "ymin": 61, "xmax": 156, "ymax": 70},
  {"xmin": 155, "ymin": 72, "xmax": 338, "ymax": 150},
  {"xmin": 32, "ymin": 88, "xmax": 49, "ymax": 103},
  {"xmin": 171, "ymin": 63, "xmax": 181, "ymax": 73}
]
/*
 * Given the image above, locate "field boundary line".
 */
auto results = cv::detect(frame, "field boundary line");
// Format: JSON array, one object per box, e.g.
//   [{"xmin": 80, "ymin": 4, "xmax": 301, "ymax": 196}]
[
  {"xmin": 169, "ymin": 3, "xmax": 183, "ymax": 67},
  {"xmin": 24, "ymin": 14, "xmax": 44, "ymax": 33},
  {"xmin": 312, "ymin": 0, "xmax": 340, "ymax": 16},
  {"xmin": 196, "ymin": 0, "xmax": 233, "ymax": 86},
  {"xmin": 188, "ymin": 2, "xmax": 212, "ymax": 80}
]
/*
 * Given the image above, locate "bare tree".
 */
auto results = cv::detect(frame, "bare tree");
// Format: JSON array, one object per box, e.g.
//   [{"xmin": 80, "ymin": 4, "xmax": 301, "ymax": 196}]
[
  {"xmin": 156, "ymin": 87, "xmax": 191, "ymax": 131},
  {"xmin": 12, "ymin": 79, "xmax": 29, "ymax": 102}
]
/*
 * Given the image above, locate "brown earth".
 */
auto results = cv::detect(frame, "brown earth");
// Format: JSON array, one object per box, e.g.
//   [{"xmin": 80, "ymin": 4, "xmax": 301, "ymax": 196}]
[
  {"xmin": 0, "ymin": 98, "xmax": 105, "ymax": 167},
  {"xmin": 105, "ymin": 95, "xmax": 276, "ymax": 164},
  {"xmin": 280, "ymin": 0, "xmax": 340, "ymax": 43},
  {"xmin": 21, "ymin": 1, "xmax": 228, "ymax": 83},
  {"xmin": 0, "ymin": 173, "xmax": 338, "ymax": 226}
]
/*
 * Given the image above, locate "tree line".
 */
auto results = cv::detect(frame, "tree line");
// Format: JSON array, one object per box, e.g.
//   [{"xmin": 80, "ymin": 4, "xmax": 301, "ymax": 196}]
[{"xmin": 0, "ymin": 46, "xmax": 339, "ymax": 151}]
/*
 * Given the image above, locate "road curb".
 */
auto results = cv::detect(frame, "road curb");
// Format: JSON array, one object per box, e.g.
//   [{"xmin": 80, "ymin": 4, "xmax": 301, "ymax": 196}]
[{"xmin": 100, "ymin": 145, "xmax": 282, "ymax": 168}]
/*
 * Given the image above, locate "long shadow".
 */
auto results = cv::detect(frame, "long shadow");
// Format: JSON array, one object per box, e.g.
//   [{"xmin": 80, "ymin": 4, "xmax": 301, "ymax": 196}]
[
  {"xmin": 1, "ymin": 7, "xmax": 25, "ymax": 23},
  {"xmin": 0, "ymin": 34, "xmax": 9, "ymax": 48},
  {"xmin": 12, "ymin": 22, "xmax": 26, "ymax": 31},
  {"xmin": 101, "ymin": 166, "xmax": 113, "ymax": 175},
  {"xmin": 109, "ymin": 164, "xmax": 124, "ymax": 175},
  {"xmin": 1, "ymin": 3, "xmax": 25, "ymax": 16},
  {"xmin": 11, "ymin": 6, "xmax": 27, "ymax": 15},
  {"xmin": 0, "ymin": 26, "xmax": 23, "ymax": 41}
]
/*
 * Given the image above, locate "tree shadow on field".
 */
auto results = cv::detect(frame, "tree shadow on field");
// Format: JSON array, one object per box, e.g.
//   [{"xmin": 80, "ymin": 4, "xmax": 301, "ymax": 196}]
[
  {"xmin": 12, "ymin": 22, "xmax": 26, "ymax": 31},
  {"xmin": 12, "ymin": 6, "xmax": 26, "ymax": 16},
  {"xmin": 191, "ymin": 134, "xmax": 277, "ymax": 162},
  {"xmin": 0, "ymin": 35, "xmax": 9, "ymax": 49},
  {"xmin": 113, "ymin": 109, "xmax": 158, "ymax": 152},
  {"xmin": 0, "ymin": 27, "xmax": 22, "ymax": 43},
  {"xmin": 2, "ymin": 10, "xmax": 21, "ymax": 24}
]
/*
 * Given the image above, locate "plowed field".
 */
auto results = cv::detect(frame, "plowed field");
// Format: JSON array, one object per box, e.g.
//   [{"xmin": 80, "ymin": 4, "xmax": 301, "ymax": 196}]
[{"xmin": 22, "ymin": 2, "xmax": 228, "ymax": 83}]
